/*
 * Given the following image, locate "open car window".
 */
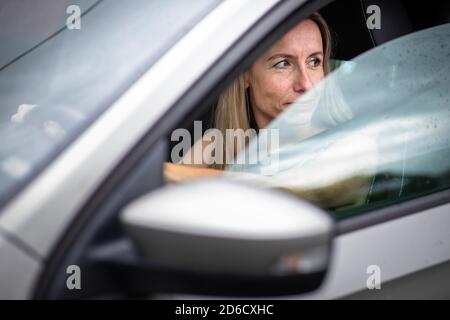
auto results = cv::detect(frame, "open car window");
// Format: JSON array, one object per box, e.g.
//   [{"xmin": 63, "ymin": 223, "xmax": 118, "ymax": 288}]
[{"xmin": 225, "ymin": 23, "xmax": 450, "ymax": 218}]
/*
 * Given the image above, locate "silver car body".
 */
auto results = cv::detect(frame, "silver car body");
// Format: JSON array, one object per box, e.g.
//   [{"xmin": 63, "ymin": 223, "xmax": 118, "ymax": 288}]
[{"xmin": 0, "ymin": 0, "xmax": 449, "ymax": 299}]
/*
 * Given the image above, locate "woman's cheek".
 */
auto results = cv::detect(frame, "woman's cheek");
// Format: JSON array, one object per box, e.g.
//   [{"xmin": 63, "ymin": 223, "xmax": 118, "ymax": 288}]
[
  {"xmin": 311, "ymin": 69, "xmax": 325, "ymax": 85},
  {"xmin": 264, "ymin": 79, "xmax": 288, "ymax": 114}
]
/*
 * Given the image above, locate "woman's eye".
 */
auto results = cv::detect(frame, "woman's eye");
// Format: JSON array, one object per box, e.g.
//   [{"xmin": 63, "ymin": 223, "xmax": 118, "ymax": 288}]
[
  {"xmin": 308, "ymin": 57, "xmax": 322, "ymax": 68},
  {"xmin": 274, "ymin": 60, "xmax": 290, "ymax": 69}
]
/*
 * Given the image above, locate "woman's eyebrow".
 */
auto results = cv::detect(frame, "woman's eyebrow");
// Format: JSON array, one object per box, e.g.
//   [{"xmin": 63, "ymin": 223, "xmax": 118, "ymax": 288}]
[
  {"xmin": 268, "ymin": 51, "xmax": 323, "ymax": 61},
  {"xmin": 267, "ymin": 53, "xmax": 295, "ymax": 61},
  {"xmin": 308, "ymin": 51, "xmax": 324, "ymax": 57}
]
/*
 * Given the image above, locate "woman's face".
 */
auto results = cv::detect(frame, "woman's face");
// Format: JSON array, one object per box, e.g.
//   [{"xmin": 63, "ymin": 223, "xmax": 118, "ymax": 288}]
[{"xmin": 245, "ymin": 19, "xmax": 325, "ymax": 129}]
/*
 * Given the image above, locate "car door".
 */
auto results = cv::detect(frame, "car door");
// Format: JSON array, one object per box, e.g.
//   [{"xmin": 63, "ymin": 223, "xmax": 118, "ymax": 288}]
[{"xmin": 2, "ymin": 0, "xmax": 448, "ymax": 300}]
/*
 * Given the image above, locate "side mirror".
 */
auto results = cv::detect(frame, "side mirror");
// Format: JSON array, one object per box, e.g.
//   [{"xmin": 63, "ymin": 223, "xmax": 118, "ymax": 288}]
[{"xmin": 119, "ymin": 179, "xmax": 334, "ymax": 297}]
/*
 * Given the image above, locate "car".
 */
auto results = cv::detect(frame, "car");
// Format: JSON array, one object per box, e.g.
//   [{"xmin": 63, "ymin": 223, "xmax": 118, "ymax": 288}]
[{"xmin": 0, "ymin": 0, "xmax": 449, "ymax": 299}]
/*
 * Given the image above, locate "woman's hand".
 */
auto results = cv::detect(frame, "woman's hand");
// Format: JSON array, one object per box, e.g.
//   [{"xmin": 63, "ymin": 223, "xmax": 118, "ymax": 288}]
[{"xmin": 164, "ymin": 162, "xmax": 223, "ymax": 184}]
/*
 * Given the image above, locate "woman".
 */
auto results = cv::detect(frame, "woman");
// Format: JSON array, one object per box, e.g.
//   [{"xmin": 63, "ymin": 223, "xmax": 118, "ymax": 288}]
[
  {"xmin": 165, "ymin": 13, "xmax": 378, "ymax": 210},
  {"xmin": 165, "ymin": 13, "xmax": 332, "ymax": 182}
]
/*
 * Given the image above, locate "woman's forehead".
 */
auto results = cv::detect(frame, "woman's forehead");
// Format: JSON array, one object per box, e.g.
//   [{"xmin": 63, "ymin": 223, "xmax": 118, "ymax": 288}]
[{"xmin": 267, "ymin": 19, "xmax": 323, "ymax": 57}]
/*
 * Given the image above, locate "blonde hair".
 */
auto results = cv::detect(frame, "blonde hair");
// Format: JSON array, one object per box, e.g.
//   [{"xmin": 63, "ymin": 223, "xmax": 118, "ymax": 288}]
[{"xmin": 213, "ymin": 13, "xmax": 332, "ymax": 169}]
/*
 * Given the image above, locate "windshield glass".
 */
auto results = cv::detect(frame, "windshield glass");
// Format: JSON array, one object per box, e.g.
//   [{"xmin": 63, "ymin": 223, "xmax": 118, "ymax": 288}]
[
  {"xmin": 0, "ymin": 0, "xmax": 221, "ymax": 206},
  {"xmin": 226, "ymin": 23, "xmax": 450, "ymax": 218}
]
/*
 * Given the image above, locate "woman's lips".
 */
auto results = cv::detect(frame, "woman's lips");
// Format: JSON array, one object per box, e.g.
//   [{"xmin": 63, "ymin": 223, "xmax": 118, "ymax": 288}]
[
  {"xmin": 284, "ymin": 99, "xmax": 317, "ymax": 107},
  {"xmin": 285, "ymin": 100, "xmax": 314, "ymax": 105}
]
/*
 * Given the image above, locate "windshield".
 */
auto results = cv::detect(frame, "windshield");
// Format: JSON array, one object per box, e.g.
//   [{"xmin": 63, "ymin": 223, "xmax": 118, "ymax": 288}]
[
  {"xmin": 226, "ymin": 23, "xmax": 450, "ymax": 217},
  {"xmin": 0, "ymin": 0, "xmax": 221, "ymax": 206}
]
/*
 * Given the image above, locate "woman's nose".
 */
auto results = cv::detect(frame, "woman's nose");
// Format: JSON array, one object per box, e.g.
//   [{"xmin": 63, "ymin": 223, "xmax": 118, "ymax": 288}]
[{"xmin": 293, "ymin": 67, "xmax": 313, "ymax": 93}]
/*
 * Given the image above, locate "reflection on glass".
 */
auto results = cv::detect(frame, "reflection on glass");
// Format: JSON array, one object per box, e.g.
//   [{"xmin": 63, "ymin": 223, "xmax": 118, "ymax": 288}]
[{"xmin": 226, "ymin": 23, "xmax": 450, "ymax": 216}]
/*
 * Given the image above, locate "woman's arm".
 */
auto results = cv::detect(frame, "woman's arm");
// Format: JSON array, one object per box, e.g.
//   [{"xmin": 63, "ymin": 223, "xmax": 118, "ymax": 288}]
[{"xmin": 164, "ymin": 162, "xmax": 223, "ymax": 183}]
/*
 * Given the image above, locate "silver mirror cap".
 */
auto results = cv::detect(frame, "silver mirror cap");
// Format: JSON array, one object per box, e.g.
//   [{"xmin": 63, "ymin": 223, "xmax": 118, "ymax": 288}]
[{"xmin": 121, "ymin": 179, "xmax": 334, "ymax": 277}]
